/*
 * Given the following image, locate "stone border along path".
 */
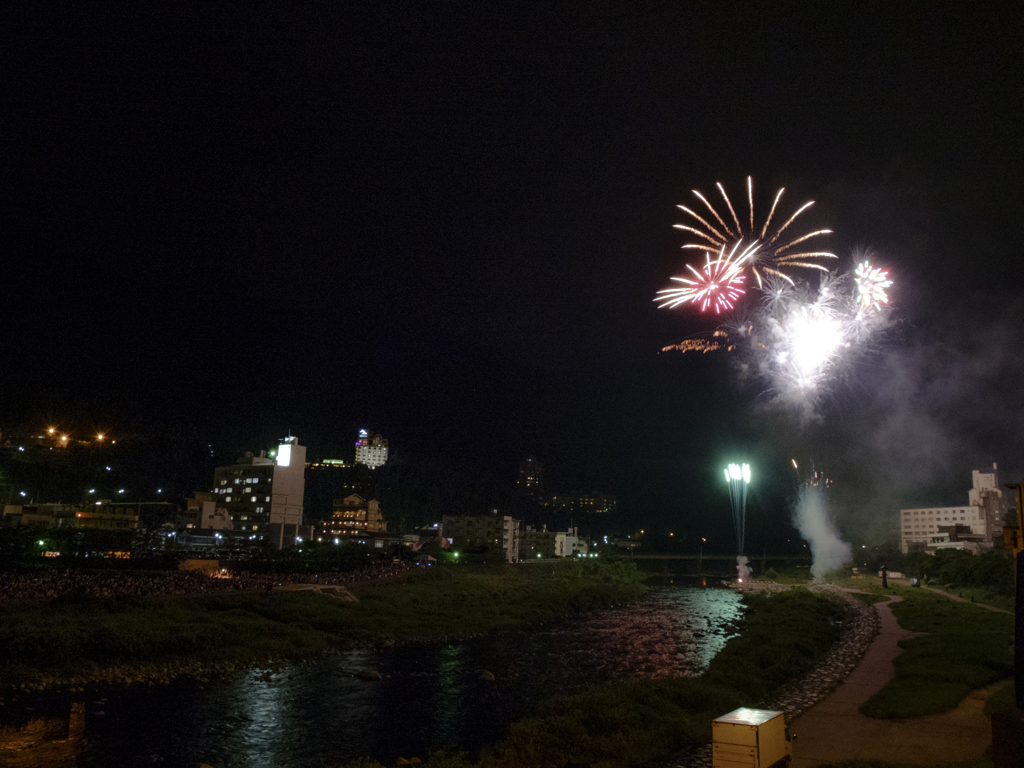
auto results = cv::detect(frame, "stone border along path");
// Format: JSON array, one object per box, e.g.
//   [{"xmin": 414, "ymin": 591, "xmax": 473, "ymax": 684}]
[{"xmin": 661, "ymin": 584, "xmax": 880, "ymax": 768}]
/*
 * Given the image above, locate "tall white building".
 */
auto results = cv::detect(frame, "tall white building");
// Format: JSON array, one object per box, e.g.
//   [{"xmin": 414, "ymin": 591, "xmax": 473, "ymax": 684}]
[
  {"xmin": 355, "ymin": 429, "xmax": 388, "ymax": 468},
  {"xmin": 900, "ymin": 463, "xmax": 1005, "ymax": 554},
  {"xmin": 969, "ymin": 464, "xmax": 1006, "ymax": 532},
  {"xmin": 212, "ymin": 436, "xmax": 309, "ymax": 549}
]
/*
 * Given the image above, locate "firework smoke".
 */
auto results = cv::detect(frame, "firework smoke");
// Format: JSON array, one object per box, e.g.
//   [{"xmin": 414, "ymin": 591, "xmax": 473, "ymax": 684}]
[
  {"xmin": 792, "ymin": 483, "xmax": 850, "ymax": 581},
  {"xmin": 736, "ymin": 555, "xmax": 751, "ymax": 582}
]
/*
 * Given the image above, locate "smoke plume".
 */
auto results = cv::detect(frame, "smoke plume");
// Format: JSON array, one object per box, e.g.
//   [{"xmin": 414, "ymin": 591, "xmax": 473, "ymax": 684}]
[{"xmin": 793, "ymin": 484, "xmax": 851, "ymax": 581}]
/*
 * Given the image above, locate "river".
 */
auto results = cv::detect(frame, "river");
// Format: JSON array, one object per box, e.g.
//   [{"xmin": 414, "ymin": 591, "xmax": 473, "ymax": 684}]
[{"xmin": 0, "ymin": 584, "xmax": 743, "ymax": 768}]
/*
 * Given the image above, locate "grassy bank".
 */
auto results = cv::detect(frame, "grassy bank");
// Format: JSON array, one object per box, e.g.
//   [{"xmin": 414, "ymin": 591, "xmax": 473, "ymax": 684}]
[
  {"xmin": 339, "ymin": 586, "xmax": 847, "ymax": 768},
  {"xmin": 859, "ymin": 586, "xmax": 1013, "ymax": 718},
  {"xmin": 0, "ymin": 562, "xmax": 646, "ymax": 691}
]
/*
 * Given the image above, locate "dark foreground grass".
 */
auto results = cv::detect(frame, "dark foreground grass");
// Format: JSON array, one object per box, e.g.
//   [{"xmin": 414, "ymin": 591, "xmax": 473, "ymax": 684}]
[
  {"xmin": 984, "ymin": 679, "xmax": 1015, "ymax": 716},
  {"xmin": 0, "ymin": 562, "xmax": 647, "ymax": 690},
  {"xmin": 337, "ymin": 587, "xmax": 847, "ymax": 768},
  {"xmin": 859, "ymin": 586, "xmax": 1013, "ymax": 718}
]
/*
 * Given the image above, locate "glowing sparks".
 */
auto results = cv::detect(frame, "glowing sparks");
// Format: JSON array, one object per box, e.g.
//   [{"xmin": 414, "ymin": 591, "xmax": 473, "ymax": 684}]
[
  {"xmin": 725, "ymin": 463, "xmax": 751, "ymax": 580},
  {"xmin": 785, "ymin": 304, "xmax": 845, "ymax": 381},
  {"xmin": 654, "ymin": 244, "xmax": 751, "ymax": 314},
  {"xmin": 672, "ymin": 177, "xmax": 836, "ymax": 292},
  {"xmin": 854, "ymin": 260, "xmax": 892, "ymax": 311},
  {"xmin": 653, "ymin": 181, "xmax": 894, "ymax": 411}
]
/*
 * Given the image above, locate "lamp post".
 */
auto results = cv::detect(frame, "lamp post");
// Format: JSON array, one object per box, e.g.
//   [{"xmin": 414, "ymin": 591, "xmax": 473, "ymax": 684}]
[{"xmin": 698, "ymin": 537, "xmax": 705, "ymax": 574}]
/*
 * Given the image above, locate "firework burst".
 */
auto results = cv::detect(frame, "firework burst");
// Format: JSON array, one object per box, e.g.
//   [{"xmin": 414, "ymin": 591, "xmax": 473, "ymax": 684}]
[
  {"xmin": 854, "ymin": 260, "xmax": 892, "ymax": 311},
  {"xmin": 673, "ymin": 176, "xmax": 836, "ymax": 291},
  {"xmin": 653, "ymin": 243, "xmax": 750, "ymax": 314}
]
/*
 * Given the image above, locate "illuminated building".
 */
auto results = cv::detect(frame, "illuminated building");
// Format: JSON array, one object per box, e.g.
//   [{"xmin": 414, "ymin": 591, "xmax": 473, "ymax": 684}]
[
  {"xmin": 319, "ymin": 494, "xmax": 388, "ymax": 538},
  {"xmin": 73, "ymin": 503, "xmax": 140, "ymax": 531},
  {"xmin": 538, "ymin": 491, "xmax": 618, "ymax": 514},
  {"xmin": 1, "ymin": 504, "xmax": 76, "ymax": 527},
  {"xmin": 900, "ymin": 464, "xmax": 1005, "ymax": 554},
  {"xmin": 184, "ymin": 492, "xmax": 232, "ymax": 530},
  {"xmin": 211, "ymin": 435, "xmax": 311, "ymax": 549},
  {"xmin": 517, "ymin": 456, "xmax": 544, "ymax": 495},
  {"xmin": 355, "ymin": 429, "xmax": 388, "ymax": 468},
  {"xmin": 520, "ymin": 525, "xmax": 588, "ymax": 558},
  {"xmin": 442, "ymin": 513, "xmax": 520, "ymax": 563}
]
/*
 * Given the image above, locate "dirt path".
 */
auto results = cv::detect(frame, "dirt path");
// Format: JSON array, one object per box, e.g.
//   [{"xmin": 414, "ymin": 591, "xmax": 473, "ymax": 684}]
[{"xmin": 790, "ymin": 594, "xmax": 994, "ymax": 766}]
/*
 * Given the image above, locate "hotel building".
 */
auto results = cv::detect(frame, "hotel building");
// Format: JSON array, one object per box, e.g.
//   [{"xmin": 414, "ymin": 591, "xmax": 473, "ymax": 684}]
[
  {"xmin": 355, "ymin": 430, "xmax": 389, "ymax": 468},
  {"xmin": 900, "ymin": 463, "xmax": 1006, "ymax": 554},
  {"xmin": 211, "ymin": 436, "xmax": 311, "ymax": 549}
]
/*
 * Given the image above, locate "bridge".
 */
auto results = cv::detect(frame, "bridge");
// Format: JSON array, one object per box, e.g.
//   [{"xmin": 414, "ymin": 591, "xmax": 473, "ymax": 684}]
[{"xmin": 608, "ymin": 553, "xmax": 813, "ymax": 576}]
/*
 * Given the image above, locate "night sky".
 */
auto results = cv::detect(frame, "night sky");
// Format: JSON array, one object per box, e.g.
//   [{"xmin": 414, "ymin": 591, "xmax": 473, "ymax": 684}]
[{"xmin": 3, "ymin": 5, "xmax": 1023, "ymax": 549}]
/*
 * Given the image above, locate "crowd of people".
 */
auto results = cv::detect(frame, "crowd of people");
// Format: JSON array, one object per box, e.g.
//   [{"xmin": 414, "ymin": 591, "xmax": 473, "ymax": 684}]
[{"xmin": 0, "ymin": 560, "xmax": 413, "ymax": 601}]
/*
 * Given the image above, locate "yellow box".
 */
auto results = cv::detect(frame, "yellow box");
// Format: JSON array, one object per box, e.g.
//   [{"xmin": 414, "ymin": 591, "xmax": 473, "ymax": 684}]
[{"xmin": 712, "ymin": 708, "xmax": 792, "ymax": 768}]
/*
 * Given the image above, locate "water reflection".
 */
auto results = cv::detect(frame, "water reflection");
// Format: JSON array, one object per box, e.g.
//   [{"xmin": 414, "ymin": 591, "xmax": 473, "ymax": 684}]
[{"xmin": 0, "ymin": 586, "xmax": 742, "ymax": 768}]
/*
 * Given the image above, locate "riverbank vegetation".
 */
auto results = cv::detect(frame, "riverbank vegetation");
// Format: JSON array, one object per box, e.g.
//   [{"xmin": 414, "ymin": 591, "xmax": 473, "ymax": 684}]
[
  {"xmin": 339, "ymin": 586, "xmax": 847, "ymax": 768},
  {"xmin": 859, "ymin": 586, "xmax": 1012, "ymax": 718},
  {"xmin": 0, "ymin": 561, "xmax": 647, "ymax": 691},
  {"xmin": 903, "ymin": 549, "xmax": 1013, "ymax": 608}
]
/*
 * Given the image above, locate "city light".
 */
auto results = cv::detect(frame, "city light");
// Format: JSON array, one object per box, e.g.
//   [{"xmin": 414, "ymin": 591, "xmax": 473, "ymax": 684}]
[
  {"xmin": 97, "ymin": 434, "xmax": 104, "ymax": 441},
  {"xmin": 88, "ymin": 489, "xmax": 95, "ymax": 494},
  {"xmin": 19, "ymin": 491, "xmax": 26, "ymax": 497}
]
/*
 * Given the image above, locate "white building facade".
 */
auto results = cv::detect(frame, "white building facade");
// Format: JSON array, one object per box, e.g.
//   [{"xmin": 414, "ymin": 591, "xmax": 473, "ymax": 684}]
[
  {"xmin": 900, "ymin": 463, "xmax": 1005, "ymax": 554},
  {"xmin": 355, "ymin": 430, "xmax": 389, "ymax": 468},
  {"xmin": 212, "ymin": 436, "xmax": 309, "ymax": 549}
]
